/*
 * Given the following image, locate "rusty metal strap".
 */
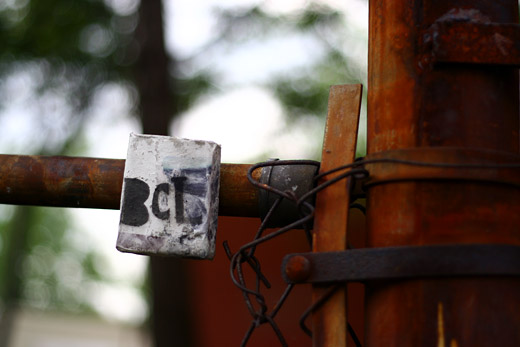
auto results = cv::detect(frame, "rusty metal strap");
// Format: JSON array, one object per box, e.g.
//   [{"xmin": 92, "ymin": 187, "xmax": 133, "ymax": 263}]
[
  {"xmin": 422, "ymin": 20, "xmax": 520, "ymax": 66},
  {"xmin": 282, "ymin": 244, "xmax": 520, "ymax": 284},
  {"xmin": 362, "ymin": 147, "xmax": 520, "ymax": 188}
]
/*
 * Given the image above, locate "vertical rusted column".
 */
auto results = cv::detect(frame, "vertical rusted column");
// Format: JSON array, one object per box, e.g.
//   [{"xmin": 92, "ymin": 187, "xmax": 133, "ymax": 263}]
[{"xmin": 367, "ymin": 1, "xmax": 520, "ymax": 346}]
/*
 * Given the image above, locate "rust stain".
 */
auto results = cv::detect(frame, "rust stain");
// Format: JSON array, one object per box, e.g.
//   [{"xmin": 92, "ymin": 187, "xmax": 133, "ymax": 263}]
[
  {"xmin": 366, "ymin": 0, "xmax": 520, "ymax": 345},
  {"xmin": 437, "ymin": 302, "xmax": 446, "ymax": 347},
  {"xmin": 219, "ymin": 164, "xmax": 258, "ymax": 217},
  {"xmin": 0, "ymin": 155, "xmax": 260, "ymax": 216},
  {"xmin": 312, "ymin": 84, "xmax": 362, "ymax": 347}
]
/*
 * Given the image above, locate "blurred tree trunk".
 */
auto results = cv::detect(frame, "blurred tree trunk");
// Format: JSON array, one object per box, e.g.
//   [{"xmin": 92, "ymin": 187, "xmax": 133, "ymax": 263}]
[
  {"xmin": 0, "ymin": 207, "xmax": 33, "ymax": 347},
  {"xmin": 135, "ymin": 1, "xmax": 194, "ymax": 346}
]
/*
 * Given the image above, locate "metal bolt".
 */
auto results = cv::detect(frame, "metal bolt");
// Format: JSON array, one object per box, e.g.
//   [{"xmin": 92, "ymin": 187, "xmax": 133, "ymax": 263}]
[{"xmin": 285, "ymin": 255, "xmax": 311, "ymax": 283}]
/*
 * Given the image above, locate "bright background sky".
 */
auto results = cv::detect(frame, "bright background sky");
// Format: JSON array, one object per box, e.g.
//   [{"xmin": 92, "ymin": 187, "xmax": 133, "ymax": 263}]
[{"xmin": 0, "ymin": 0, "xmax": 368, "ymax": 325}]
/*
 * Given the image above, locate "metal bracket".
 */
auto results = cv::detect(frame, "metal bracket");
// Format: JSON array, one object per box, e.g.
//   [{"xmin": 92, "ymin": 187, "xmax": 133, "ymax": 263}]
[
  {"xmin": 420, "ymin": 10, "xmax": 520, "ymax": 67},
  {"xmin": 282, "ymin": 244, "xmax": 520, "ymax": 284}
]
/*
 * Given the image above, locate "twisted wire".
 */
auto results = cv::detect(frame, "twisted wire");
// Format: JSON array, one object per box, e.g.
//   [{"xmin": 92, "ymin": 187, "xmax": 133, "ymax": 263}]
[
  {"xmin": 224, "ymin": 159, "xmax": 367, "ymax": 346},
  {"xmin": 224, "ymin": 155, "xmax": 520, "ymax": 346}
]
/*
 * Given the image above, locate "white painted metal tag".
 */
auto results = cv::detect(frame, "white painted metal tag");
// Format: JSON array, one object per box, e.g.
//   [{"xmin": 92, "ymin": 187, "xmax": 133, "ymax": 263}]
[{"xmin": 116, "ymin": 133, "xmax": 221, "ymax": 259}]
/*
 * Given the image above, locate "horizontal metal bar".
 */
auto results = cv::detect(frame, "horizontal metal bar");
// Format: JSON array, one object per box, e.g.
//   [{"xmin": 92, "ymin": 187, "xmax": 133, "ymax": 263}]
[
  {"xmin": 422, "ymin": 21, "xmax": 520, "ymax": 66},
  {"xmin": 282, "ymin": 244, "xmax": 520, "ymax": 284},
  {"xmin": 0, "ymin": 154, "xmax": 259, "ymax": 217}
]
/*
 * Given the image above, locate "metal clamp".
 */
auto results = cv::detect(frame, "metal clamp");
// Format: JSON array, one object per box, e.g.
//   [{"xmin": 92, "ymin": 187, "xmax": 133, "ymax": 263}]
[
  {"xmin": 282, "ymin": 244, "xmax": 520, "ymax": 284},
  {"xmin": 258, "ymin": 160, "xmax": 319, "ymax": 228}
]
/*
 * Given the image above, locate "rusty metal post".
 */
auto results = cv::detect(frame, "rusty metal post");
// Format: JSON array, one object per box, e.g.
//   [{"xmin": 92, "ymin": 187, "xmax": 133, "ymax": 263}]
[{"xmin": 367, "ymin": 1, "xmax": 520, "ymax": 346}]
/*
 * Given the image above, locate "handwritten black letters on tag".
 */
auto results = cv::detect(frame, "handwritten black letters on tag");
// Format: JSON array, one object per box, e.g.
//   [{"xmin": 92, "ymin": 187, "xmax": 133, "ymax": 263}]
[{"xmin": 120, "ymin": 175, "xmax": 206, "ymax": 227}]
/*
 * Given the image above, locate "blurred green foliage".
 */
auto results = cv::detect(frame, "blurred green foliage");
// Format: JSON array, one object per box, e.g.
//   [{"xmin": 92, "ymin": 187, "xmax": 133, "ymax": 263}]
[
  {"xmin": 0, "ymin": 0, "xmax": 366, "ymax": 337},
  {"xmin": 0, "ymin": 206, "xmax": 103, "ymax": 313},
  {"xmin": 0, "ymin": 0, "xmax": 113, "ymax": 61},
  {"xmin": 211, "ymin": 3, "xmax": 367, "ymax": 157},
  {"xmin": 0, "ymin": 0, "xmax": 134, "ymax": 93},
  {"xmin": 0, "ymin": 0, "xmax": 141, "ymax": 332}
]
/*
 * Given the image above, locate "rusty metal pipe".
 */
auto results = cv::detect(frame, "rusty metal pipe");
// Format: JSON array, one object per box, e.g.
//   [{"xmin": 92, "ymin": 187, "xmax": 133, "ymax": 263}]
[{"xmin": 0, "ymin": 154, "xmax": 259, "ymax": 217}]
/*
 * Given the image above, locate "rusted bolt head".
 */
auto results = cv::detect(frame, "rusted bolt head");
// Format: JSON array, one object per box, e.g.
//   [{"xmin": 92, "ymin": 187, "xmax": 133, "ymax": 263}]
[{"xmin": 285, "ymin": 255, "xmax": 311, "ymax": 283}]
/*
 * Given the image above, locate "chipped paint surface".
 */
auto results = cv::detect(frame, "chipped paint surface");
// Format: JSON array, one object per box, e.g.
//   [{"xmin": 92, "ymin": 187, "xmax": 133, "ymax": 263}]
[{"xmin": 116, "ymin": 133, "xmax": 221, "ymax": 259}]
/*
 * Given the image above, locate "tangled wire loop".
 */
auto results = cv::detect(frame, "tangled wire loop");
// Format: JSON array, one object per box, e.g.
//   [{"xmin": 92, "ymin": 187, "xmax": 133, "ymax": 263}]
[
  {"xmin": 223, "ymin": 156, "xmax": 520, "ymax": 346},
  {"xmin": 223, "ymin": 159, "xmax": 368, "ymax": 347}
]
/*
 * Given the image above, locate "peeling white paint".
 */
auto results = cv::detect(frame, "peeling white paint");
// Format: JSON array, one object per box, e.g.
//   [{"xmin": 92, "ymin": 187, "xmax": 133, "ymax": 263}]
[{"xmin": 116, "ymin": 133, "xmax": 221, "ymax": 259}]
